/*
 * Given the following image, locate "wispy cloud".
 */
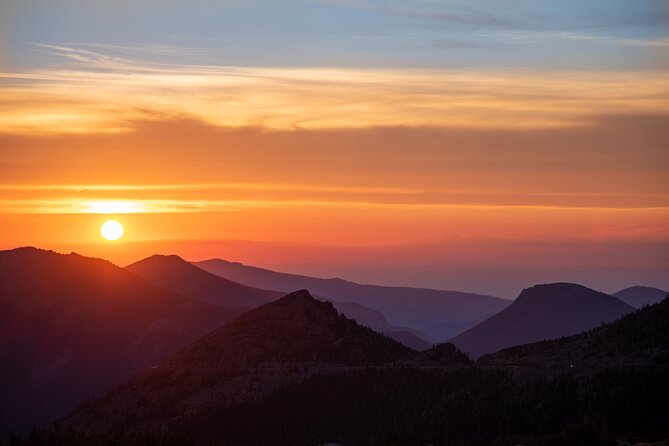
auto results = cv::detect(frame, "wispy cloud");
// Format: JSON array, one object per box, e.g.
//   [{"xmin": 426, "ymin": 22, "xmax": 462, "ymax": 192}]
[
  {"xmin": 1, "ymin": 43, "xmax": 668, "ymax": 134},
  {"xmin": 482, "ymin": 30, "xmax": 669, "ymax": 48},
  {"xmin": 324, "ymin": 0, "xmax": 521, "ymax": 28}
]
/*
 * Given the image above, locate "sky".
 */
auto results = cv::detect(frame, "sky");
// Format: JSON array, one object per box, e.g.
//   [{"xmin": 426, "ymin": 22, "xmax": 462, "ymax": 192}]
[{"xmin": 1, "ymin": 0, "xmax": 668, "ymax": 297}]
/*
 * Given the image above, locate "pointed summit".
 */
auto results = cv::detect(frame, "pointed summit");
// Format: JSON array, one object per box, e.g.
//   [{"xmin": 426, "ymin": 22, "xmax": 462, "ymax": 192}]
[
  {"xmin": 279, "ymin": 288, "xmax": 313, "ymax": 301},
  {"xmin": 66, "ymin": 289, "xmax": 415, "ymax": 433},
  {"xmin": 186, "ymin": 289, "xmax": 414, "ymax": 366}
]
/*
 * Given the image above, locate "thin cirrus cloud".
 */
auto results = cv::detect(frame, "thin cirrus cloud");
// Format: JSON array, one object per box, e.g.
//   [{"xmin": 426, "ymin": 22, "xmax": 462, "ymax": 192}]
[
  {"xmin": 1, "ymin": 183, "xmax": 668, "ymax": 214},
  {"xmin": 482, "ymin": 30, "xmax": 669, "ymax": 48},
  {"xmin": 1, "ymin": 43, "xmax": 668, "ymax": 134}
]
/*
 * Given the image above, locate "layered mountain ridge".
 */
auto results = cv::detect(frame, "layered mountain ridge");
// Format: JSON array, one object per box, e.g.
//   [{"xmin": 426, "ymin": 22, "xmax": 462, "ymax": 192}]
[
  {"xmin": 0, "ymin": 247, "xmax": 245, "ymax": 438},
  {"xmin": 130, "ymin": 254, "xmax": 434, "ymax": 349},
  {"xmin": 194, "ymin": 258, "xmax": 510, "ymax": 339}
]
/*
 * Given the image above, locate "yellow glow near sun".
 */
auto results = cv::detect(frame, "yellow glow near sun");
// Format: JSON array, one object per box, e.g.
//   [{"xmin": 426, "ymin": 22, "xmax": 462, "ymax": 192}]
[
  {"xmin": 86, "ymin": 200, "xmax": 144, "ymax": 214},
  {"xmin": 100, "ymin": 220, "xmax": 124, "ymax": 241}
]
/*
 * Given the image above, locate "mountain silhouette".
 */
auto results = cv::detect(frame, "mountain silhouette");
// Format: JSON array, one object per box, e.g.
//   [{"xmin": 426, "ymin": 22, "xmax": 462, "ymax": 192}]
[
  {"xmin": 481, "ymin": 292, "xmax": 669, "ymax": 372},
  {"xmin": 65, "ymin": 290, "xmax": 417, "ymax": 433},
  {"xmin": 613, "ymin": 285, "xmax": 668, "ymax": 308},
  {"xmin": 129, "ymin": 255, "xmax": 433, "ymax": 349},
  {"xmin": 0, "ymin": 247, "xmax": 245, "ymax": 438},
  {"xmin": 450, "ymin": 283, "xmax": 633, "ymax": 358},
  {"xmin": 194, "ymin": 258, "xmax": 509, "ymax": 339},
  {"xmin": 55, "ymin": 294, "xmax": 669, "ymax": 445},
  {"xmin": 126, "ymin": 254, "xmax": 281, "ymax": 308}
]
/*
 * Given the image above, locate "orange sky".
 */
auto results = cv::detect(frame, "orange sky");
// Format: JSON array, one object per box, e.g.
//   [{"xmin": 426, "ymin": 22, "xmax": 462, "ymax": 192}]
[
  {"xmin": 1, "ymin": 111, "xmax": 668, "ymax": 297},
  {"xmin": 1, "ymin": 1, "xmax": 668, "ymax": 297},
  {"xmin": 1, "ymin": 114, "xmax": 667, "ymax": 294}
]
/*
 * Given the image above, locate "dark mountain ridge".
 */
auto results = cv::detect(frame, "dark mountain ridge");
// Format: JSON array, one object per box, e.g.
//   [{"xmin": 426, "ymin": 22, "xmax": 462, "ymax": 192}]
[
  {"xmin": 451, "ymin": 282, "xmax": 634, "ymax": 358},
  {"xmin": 10, "ymin": 279, "xmax": 669, "ymax": 446}
]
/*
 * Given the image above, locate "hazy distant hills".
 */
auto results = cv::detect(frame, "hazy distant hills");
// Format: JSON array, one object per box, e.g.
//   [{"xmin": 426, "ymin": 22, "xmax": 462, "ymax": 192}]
[
  {"xmin": 613, "ymin": 285, "xmax": 668, "ymax": 308},
  {"xmin": 481, "ymin": 292, "xmax": 669, "ymax": 372},
  {"xmin": 194, "ymin": 258, "xmax": 509, "ymax": 340},
  {"xmin": 130, "ymin": 255, "xmax": 433, "ymax": 349},
  {"xmin": 0, "ymin": 247, "xmax": 245, "ymax": 438},
  {"xmin": 329, "ymin": 301, "xmax": 433, "ymax": 350},
  {"xmin": 65, "ymin": 290, "xmax": 423, "ymax": 433},
  {"xmin": 451, "ymin": 283, "xmax": 634, "ymax": 358}
]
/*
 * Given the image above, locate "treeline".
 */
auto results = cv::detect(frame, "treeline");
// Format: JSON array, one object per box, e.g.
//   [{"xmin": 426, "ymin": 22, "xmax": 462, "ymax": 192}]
[
  {"xmin": 11, "ymin": 365, "xmax": 667, "ymax": 446},
  {"xmin": 186, "ymin": 366, "xmax": 668, "ymax": 446}
]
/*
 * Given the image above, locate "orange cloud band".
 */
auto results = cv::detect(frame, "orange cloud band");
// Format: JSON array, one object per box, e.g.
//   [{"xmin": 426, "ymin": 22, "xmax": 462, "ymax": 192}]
[{"xmin": 1, "ymin": 59, "xmax": 668, "ymax": 134}]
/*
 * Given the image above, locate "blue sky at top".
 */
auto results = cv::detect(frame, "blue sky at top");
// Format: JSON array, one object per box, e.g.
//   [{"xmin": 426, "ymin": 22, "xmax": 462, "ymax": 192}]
[{"xmin": 1, "ymin": 0, "xmax": 667, "ymax": 70}]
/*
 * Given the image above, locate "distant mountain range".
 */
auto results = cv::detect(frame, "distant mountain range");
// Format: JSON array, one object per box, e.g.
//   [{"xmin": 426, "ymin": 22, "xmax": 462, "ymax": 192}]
[
  {"xmin": 129, "ymin": 254, "xmax": 433, "ymax": 349},
  {"xmin": 613, "ymin": 285, "xmax": 668, "ymax": 308},
  {"xmin": 194, "ymin": 258, "xmax": 510, "ymax": 340},
  {"xmin": 0, "ymin": 247, "xmax": 245, "ymax": 438},
  {"xmin": 451, "ymin": 283, "xmax": 634, "ymax": 358}
]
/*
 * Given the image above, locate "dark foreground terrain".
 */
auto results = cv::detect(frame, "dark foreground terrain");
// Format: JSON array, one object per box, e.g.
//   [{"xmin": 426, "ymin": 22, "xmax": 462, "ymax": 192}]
[{"xmin": 7, "ymin": 292, "xmax": 669, "ymax": 446}]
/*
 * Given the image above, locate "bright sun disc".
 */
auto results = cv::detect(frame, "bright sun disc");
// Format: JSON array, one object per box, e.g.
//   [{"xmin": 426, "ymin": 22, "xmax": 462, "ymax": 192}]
[{"xmin": 100, "ymin": 220, "xmax": 124, "ymax": 241}]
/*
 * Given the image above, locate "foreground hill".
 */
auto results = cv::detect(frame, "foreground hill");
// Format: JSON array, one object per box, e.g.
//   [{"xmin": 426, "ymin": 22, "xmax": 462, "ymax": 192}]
[
  {"xmin": 451, "ymin": 283, "xmax": 633, "ymax": 358},
  {"xmin": 194, "ymin": 258, "xmax": 509, "ymax": 339},
  {"xmin": 480, "ymin": 293, "xmax": 669, "ymax": 372},
  {"xmin": 15, "ymin": 292, "xmax": 669, "ymax": 445},
  {"xmin": 0, "ymin": 247, "xmax": 245, "ymax": 439},
  {"xmin": 613, "ymin": 285, "xmax": 668, "ymax": 308},
  {"xmin": 65, "ymin": 290, "xmax": 419, "ymax": 433},
  {"xmin": 130, "ymin": 255, "xmax": 433, "ymax": 349}
]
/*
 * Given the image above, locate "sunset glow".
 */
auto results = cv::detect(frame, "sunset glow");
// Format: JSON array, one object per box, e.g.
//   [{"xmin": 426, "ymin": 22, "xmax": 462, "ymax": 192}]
[
  {"xmin": 1, "ymin": 0, "xmax": 667, "ymax": 297},
  {"xmin": 3, "ymin": 2, "xmax": 669, "ymax": 443}
]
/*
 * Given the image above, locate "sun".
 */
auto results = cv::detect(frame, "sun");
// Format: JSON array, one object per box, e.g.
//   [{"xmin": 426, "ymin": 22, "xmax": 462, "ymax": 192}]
[{"xmin": 100, "ymin": 220, "xmax": 124, "ymax": 241}]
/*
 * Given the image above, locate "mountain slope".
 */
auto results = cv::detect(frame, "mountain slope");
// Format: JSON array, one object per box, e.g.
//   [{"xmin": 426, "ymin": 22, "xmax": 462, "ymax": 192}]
[
  {"xmin": 328, "ymin": 301, "xmax": 434, "ymax": 349},
  {"xmin": 65, "ymin": 290, "xmax": 416, "ymax": 433},
  {"xmin": 127, "ymin": 255, "xmax": 432, "ymax": 348},
  {"xmin": 0, "ymin": 247, "xmax": 245, "ymax": 438},
  {"xmin": 127, "ymin": 255, "xmax": 281, "ymax": 308},
  {"xmin": 194, "ymin": 258, "xmax": 509, "ymax": 339},
  {"xmin": 481, "ymin": 294, "xmax": 669, "ymax": 373},
  {"xmin": 613, "ymin": 286, "xmax": 667, "ymax": 308},
  {"xmin": 451, "ymin": 283, "xmax": 634, "ymax": 358},
  {"xmin": 383, "ymin": 330, "xmax": 433, "ymax": 351}
]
